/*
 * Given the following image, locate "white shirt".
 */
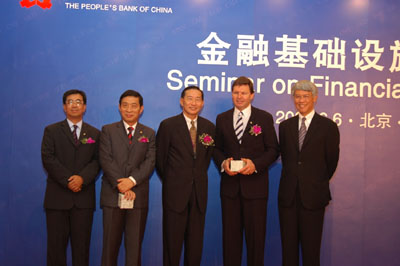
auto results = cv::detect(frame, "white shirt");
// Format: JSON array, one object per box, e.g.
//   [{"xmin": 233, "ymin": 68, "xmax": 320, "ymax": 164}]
[
  {"xmin": 122, "ymin": 120, "xmax": 138, "ymax": 186},
  {"xmin": 233, "ymin": 105, "xmax": 251, "ymax": 130},
  {"xmin": 67, "ymin": 119, "xmax": 82, "ymax": 138},
  {"xmin": 220, "ymin": 105, "xmax": 252, "ymax": 172},
  {"xmin": 123, "ymin": 120, "xmax": 138, "ymax": 136},
  {"xmin": 298, "ymin": 110, "xmax": 315, "ymax": 130},
  {"xmin": 183, "ymin": 114, "xmax": 198, "ymax": 130}
]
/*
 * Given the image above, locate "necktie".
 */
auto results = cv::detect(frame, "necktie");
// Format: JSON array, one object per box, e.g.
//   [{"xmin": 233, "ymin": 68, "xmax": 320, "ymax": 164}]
[
  {"xmin": 235, "ymin": 111, "xmax": 244, "ymax": 144},
  {"xmin": 190, "ymin": 120, "xmax": 197, "ymax": 154},
  {"xmin": 72, "ymin": 125, "xmax": 79, "ymax": 146},
  {"xmin": 299, "ymin": 117, "xmax": 307, "ymax": 150},
  {"xmin": 128, "ymin": 127, "xmax": 134, "ymax": 144}
]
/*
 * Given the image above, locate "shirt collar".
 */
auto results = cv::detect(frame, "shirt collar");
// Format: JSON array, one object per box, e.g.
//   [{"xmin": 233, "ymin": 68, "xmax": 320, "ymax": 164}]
[
  {"xmin": 234, "ymin": 104, "xmax": 251, "ymax": 117},
  {"xmin": 123, "ymin": 120, "xmax": 138, "ymax": 132},
  {"xmin": 67, "ymin": 119, "xmax": 82, "ymax": 130},
  {"xmin": 183, "ymin": 113, "xmax": 198, "ymax": 124},
  {"xmin": 299, "ymin": 109, "xmax": 315, "ymax": 121}
]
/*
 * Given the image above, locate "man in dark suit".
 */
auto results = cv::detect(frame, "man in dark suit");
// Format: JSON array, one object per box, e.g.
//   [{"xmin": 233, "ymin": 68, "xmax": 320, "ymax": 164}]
[
  {"xmin": 214, "ymin": 76, "xmax": 279, "ymax": 266},
  {"xmin": 156, "ymin": 86, "xmax": 215, "ymax": 266},
  {"xmin": 41, "ymin": 89, "xmax": 100, "ymax": 266},
  {"xmin": 99, "ymin": 90, "xmax": 156, "ymax": 266},
  {"xmin": 278, "ymin": 80, "xmax": 340, "ymax": 266}
]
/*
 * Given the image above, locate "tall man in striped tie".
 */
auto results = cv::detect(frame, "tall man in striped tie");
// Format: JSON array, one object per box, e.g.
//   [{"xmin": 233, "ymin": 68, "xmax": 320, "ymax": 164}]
[
  {"xmin": 278, "ymin": 80, "xmax": 340, "ymax": 266},
  {"xmin": 214, "ymin": 76, "xmax": 279, "ymax": 266}
]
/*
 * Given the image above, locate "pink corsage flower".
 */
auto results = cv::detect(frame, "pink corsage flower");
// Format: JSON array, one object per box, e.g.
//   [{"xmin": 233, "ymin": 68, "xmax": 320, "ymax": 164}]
[
  {"xmin": 138, "ymin": 136, "xmax": 149, "ymax": 143},
  {"xmin": 81, "ymin": 137, "xmax": 96, "ymax": 144},
  {"xmin": 249, "ymin": 124, "xmax": 262, "ymax": 136},
  {"xmin": 199, "ymin": 133, "xmax": 215, "ymax": 147}
]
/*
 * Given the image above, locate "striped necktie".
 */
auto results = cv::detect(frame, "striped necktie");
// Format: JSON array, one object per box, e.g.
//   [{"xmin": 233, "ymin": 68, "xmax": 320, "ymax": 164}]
[
  {"xmin": 299, "ymin": 117, "xmax": 307, "ymax": 150},
  {"xmin": 235, "ymin": 111, "xmax": 244, "ymax": 144}
]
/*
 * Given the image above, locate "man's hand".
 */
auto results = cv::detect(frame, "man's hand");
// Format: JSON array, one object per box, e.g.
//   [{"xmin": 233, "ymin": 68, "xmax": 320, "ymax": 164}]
[
  {"xmin": 68, "ymin": 175, "xmax": 83, "ymax": 192},
  {"xmin": 223, "ymin": 158, "xmax": 238, "ymax": 176},
  {"xmin": 239, "ymin": 158, "xmax": 256, "ymax": 175},
  {"xmin": 117, "ymin": 178, "xmax": 134, "ymax": 193},
  {"xmin": 123, "ymin": 190, "xmax": 136, "ymax": 201}
]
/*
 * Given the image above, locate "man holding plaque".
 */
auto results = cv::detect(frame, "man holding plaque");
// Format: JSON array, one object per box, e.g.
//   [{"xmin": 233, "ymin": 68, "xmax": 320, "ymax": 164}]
[
  {"xmin": 99, "ymin": 90, "xmax": 156, "ymax": 266},
  {"xmin": 214, "ymin": 76, "xmax": 279, "ymax": 266}
]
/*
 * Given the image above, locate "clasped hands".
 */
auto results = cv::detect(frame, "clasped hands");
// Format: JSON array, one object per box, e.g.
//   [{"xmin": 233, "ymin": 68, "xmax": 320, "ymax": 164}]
[
  {"xmin": 68, "ymin": 175, "xmax": 83, "ymax": 192},
  {"xmin": 117, "ymin": 178, "xmax": 136, "ymax": 201},
  {"xmin": 68, "ymin": 176, "xmax": 136, "ymax": 200},
  {"xmin": 223, "ymin": 158, "xmax": 256, "ymax": 176}
]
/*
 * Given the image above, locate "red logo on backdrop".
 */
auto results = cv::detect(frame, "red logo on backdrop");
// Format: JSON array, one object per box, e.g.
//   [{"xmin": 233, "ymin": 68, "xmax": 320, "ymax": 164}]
[{"xmin": 20, "ymin": 0, "xmax": 52, "ymax": 9}]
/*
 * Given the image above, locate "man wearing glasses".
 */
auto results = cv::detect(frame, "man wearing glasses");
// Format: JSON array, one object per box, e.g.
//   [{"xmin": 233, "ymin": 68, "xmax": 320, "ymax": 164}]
[
  {"xmin": 278, "ymin": 80, "xmax": 340, "ymax": 266},
  {"xmin": 41, "ymin": 89, "xmax": 100, "ymax": 266}
]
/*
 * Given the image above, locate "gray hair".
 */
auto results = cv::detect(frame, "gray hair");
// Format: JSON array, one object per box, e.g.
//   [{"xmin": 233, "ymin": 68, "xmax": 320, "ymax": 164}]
[{"xmin": 291, "ymin": 80, "xmax": 318, "ymax": 96}]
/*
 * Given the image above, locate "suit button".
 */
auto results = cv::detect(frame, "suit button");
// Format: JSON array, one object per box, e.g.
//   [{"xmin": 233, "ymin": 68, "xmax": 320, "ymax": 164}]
[{"xmin": 298, "ymin": 161, "xmax": 302, "ymax": 165}]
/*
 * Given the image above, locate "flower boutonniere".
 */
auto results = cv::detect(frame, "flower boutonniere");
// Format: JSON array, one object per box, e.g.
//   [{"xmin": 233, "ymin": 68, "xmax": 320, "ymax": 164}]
[
  {"xmin": 138, "ymin": 131, "xmax": 149, "ymax": 143},
  {"xmin": 249, "ymin": 123, "xmax": 262, "ymax": 136},
  {"xmin": 81, "ymin": 137, "xmax": 96, "ymax": 144},
  {"xmin": 199, "ymin": 133, "xmax": 215, "ymax": 147}
]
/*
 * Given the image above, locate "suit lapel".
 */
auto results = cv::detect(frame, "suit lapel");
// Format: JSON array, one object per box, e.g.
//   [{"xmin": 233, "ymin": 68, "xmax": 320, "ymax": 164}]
[
  {"xmin": 196, "ymin": 117, "xmax": 208, "ymax": 159},
  {"xmin": 126, "ymin": 123, "xmax": 142, "ymax": 163},
  {"xmin": 117, "ymin": 121, "xmax": 131, "ymax": 149},
  {"xmin": 178, "ymin": 114, "xmax": 196, "ymax": 157},
  {"xmin": 79, "ymin": 122, "xmax": 89, "ymax": 144},
  {"xmin": 301, "ymin": 113, "xmax": 321, "ymax": 150},
  {"xmin": 61, "ymin": 120, "xmax": 78, "ymax": 147},
  {"xmin": 289, "ymin": 115, "xmax": 300, "ymax": 152},
  {"xmin": 226, "ymin": 109, "xmax": 240, "ymax": 145},
  {"xmin": 241, "ymin": 107, "xmax": 256, "ymax": 145},
  {"xmin": 132, "ymin": 123, "xmax": 146, "ymax": 145}
]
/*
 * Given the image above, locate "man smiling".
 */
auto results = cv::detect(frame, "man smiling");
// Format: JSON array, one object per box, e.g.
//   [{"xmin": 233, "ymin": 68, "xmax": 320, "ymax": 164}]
[
  {"xmin": 41, "ymin": 89, "xmax": 100, "ymax": 266},
  {"xmin": 278, "ymin": 80, "xmax": 340, "ymax": 266},
  {"xmin": 214, "ymin": 76, "xmax": 279, "ymax": 266},
  {"xmin": 99, "ymin": 90, "xmax": 156, "ymax": 266},
  {"xmin": 156, "ymin": 86, "xmax": 215, "ymax": 266}
]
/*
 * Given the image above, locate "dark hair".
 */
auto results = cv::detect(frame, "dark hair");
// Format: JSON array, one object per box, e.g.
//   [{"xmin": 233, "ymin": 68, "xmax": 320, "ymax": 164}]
[
  {"xmin": 119, "ymin": 90, "xmax": 143, "ymax": 106},
  {"xmin": 180, "ymin": 86, "xmax": 204, "ymax": 100},
  {"xmin": 63, "ymin": 89, "xmax": 87, "ymax": 104},
  {"xmin": 231, "ymin": 76, "xmax": 254, "ymax": 94}
]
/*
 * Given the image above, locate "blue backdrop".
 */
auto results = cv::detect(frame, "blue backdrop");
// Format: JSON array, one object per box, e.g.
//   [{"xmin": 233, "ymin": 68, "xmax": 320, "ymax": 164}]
[{"xmin": 1, "ymin": 0, "xmax": 400, "ymax": 265}]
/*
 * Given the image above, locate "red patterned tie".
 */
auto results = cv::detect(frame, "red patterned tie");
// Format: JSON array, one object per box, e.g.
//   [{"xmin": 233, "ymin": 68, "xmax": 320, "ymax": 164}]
[
  {"xmin": 72, "ymin": 125, "xmax": 79, "ymax": 146},
  {"xmin": 128, "ymin": 127, "xmax": 134, "ymax": 144}
]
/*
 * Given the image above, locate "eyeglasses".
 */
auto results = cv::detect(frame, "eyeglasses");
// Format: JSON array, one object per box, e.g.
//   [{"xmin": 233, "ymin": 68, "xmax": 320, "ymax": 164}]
[
  {"xmin": 120, "ymin": 103, "xmax": 139, "ymax": 110},
  {"xmin": 66, "ymin": 99, "xmax": 83, "ymax": 106},
  {"xmin": 294, "ymin": 94, "xmax": 312, "ymax": 100}
]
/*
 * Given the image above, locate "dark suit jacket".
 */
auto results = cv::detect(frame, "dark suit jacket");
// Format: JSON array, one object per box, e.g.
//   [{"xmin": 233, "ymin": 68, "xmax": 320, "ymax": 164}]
[
  {"xmin": 41, "ymin": 120, "xmax": 100, "ymax": 210},
  {"xmin": 156, "ymin": 114, "xmax": 215, "ymax": 213},
  {"xmin": 214, "ymin": 106, "xmax": 279, "ymax": 199},
  {"xmin": 99, "ymin": 121, "xmax": 156, "ymax": 209},
  {"xmin": 278, "ymin": 113, "xmax": 340, "ymax": 210}
]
